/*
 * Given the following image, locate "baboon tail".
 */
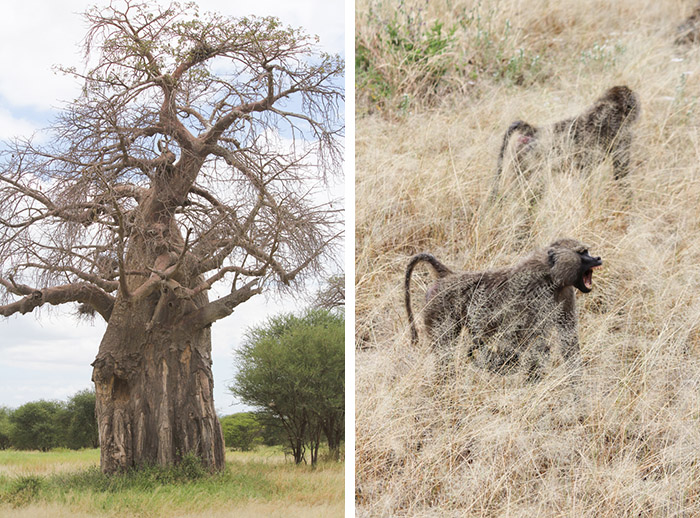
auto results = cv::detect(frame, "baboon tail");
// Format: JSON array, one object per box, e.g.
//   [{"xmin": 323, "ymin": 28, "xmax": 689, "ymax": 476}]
[
  {"xmin": 405, "ymin": 253, "xmax": 453, "ymax": 344},
  {"xmin": 490, "ymin": 120, "xmax": 535, "ymax": 201}
]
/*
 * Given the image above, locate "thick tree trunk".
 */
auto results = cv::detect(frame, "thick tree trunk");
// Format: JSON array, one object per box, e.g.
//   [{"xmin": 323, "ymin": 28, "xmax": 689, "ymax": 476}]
[
  {"xmin": 92, "ymin": 294, "xmax": 225, "ymax": 473},
  {"xmin": 90, "ymin": 216, "xmax": 226, "ymax": 473}
]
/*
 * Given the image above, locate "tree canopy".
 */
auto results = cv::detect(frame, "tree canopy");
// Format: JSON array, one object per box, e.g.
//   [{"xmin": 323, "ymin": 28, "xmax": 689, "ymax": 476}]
[
  {"xmin": 0, "ymin": 0, "xmax": 344, "ymax": 324},
  {"xmin": 231, "ymin": 308, "xmax": 344, "ymax": 464}
]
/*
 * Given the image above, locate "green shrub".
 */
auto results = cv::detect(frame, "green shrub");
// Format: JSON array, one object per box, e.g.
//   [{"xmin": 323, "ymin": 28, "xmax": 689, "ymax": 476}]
[
  {"xmin": 9, "ymin": 401, "xmax": 64, "ymax": 451},
  {"xmin": 221, "ymin": 413, "xmax": 264, "ymax": 451},
  {"xmin": 65, "ymin": 389, "xmax": 98, "ymax": 449},
  {"xmin": 3, "ymin": 475, "xmax": 43, "ymax": 508},
  {"xmin": 356, "ymin": 1, "xmax": 546, "ymax": 112},
  {"xmin": 0, "ymin": 407, "xmax": 11, "ymax": 450}
]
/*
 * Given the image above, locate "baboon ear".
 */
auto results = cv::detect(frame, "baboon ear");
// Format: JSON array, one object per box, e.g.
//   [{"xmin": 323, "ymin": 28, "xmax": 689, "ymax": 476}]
[{"xmin": 548, "ymin": 249, "xmax": 556, "ymax": 268}]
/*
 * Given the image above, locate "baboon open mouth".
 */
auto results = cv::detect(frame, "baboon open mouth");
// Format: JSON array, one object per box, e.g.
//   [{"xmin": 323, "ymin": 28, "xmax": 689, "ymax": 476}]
[{"xmin": 583, "ymin": 265, "xmax": 601, "ymax": 290}]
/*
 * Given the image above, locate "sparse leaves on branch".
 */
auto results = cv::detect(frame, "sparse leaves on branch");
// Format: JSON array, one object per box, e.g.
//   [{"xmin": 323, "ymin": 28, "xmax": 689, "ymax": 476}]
[
  {"xmin": 313, "ymin": 274, "xmax": 345, "ymax": 310},
  {"xmin": 0, "ymin": 0, "xmax": 344, "ymax": 323}
]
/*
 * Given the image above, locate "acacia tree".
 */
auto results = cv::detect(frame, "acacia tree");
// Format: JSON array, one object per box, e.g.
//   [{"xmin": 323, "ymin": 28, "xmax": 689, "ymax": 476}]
[
  {"xmin": 0, "ymin": 1, "xmax": 343, "ymax": 473},
  {"xmin": 231, "ymin": 309, "xmax": 344, "ymax": 465}
]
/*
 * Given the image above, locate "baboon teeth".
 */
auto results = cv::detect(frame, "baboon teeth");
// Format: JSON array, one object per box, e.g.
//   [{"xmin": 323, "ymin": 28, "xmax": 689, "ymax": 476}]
[{"xmin": 586, "ymin": 264, "xmax": 601, "ymax": 289}]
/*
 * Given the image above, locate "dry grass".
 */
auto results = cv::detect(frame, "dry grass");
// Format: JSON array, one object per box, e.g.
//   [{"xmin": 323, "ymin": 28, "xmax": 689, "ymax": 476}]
[
  {"xmin": 0, "ymin": 449, "xmax": 99, "ymax": 476},
  {"xmin": 355, "ymin": 0, "xmax": 700, "ymax": 515},
  {"xmin": 1, "ymin": 502, "xmax": 344, "ymax": 518},
  {"xmin": 0, "ymin": 448, "xmax": 343, "ymax": 518}
]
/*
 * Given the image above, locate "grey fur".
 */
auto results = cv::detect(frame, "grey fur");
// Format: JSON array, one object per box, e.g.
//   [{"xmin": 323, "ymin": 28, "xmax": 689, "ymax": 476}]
[
  {"xmin": 404, "ymin": 239, "xmax": 602, "ymax": 381},
  {"xmin": 492, "ymin": 86, "xmax": 640, "ymax": 199},
  {"xmin": 676, "ymin": 4, "xmax": 700, "ymax": 45}
]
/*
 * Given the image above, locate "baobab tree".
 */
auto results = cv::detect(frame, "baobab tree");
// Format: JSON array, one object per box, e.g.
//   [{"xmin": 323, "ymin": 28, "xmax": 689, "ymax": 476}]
[{"xmin": 0, "ymin": 1, "xmax": 343, "ymax": 473}]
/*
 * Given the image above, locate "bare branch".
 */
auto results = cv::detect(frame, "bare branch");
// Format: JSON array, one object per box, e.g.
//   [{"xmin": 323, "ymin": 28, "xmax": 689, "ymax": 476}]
[
  {"xmin": 312, "ymin": 274, "xmax": 345, "ymax": 310},
  {"xmin": 0, "ymin": 279, "xmax": 115, "ymax": 321},
  {"xmin": 0, "ymin": 2, "xmax": 343, "ymax": 329},
  {"xmin": 181, "ymin": 279, "xmax": 262, "ymax": 329}
]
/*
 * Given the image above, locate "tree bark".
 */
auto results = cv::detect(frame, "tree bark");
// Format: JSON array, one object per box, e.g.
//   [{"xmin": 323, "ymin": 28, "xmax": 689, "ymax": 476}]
[
  {"xmin": 91, "ymin": 223, "xmax": 225, "ymax": 473},
  {"xmin": 91, "ymin": 294, "xmax": 225, "ymax": 473},
  {"xmin": 322, "ymin": 414, "xmax": 343, "ymax": 461}
]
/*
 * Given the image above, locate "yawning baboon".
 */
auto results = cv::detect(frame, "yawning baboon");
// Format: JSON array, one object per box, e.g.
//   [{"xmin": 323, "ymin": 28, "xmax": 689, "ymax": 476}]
[{"xmin": 405, "ymin": 239, "xmax": 602, "ymax": 380}]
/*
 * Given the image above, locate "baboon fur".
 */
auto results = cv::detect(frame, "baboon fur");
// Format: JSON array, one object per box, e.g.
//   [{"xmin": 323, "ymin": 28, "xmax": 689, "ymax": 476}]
[
  {"xmin": 492, "ymin": 85, "xmax": 640, "ymax": 198},
  {"xmin": 405, "ymin": 239, "xmax": 602, "ymax": 381},
  {"xmin": 676, "ymin": 3, "xmax": 700, "ymax": 45}
]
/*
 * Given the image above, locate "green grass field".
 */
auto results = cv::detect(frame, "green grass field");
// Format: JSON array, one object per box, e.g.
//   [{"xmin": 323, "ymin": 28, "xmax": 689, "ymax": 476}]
[{"xmin": 0, "ymin": 448, "xmax": 344, "ymax": 517}]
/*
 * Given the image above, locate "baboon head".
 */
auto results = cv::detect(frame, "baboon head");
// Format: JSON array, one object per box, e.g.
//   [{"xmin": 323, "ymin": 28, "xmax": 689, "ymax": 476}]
[
  {"xmin": 547, "ymin": 239, "xmax": 602, "ymax": 293},
  {"xmin": 607, "ymin": 85, "xmax": 640, "ymax": 122}
]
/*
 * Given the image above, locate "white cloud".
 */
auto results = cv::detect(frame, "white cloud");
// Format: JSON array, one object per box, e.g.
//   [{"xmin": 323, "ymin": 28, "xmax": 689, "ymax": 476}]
[
  {"xmin": 0, "ymin": 107, "xmax": 37, "ymax": 140},
  {"xmin": 0, "ymin": 1, "xmax": 88, "ymax": 112},
  {"xmin": 0, "ymin": 309, "xmax": 102, "ymax": 407}
]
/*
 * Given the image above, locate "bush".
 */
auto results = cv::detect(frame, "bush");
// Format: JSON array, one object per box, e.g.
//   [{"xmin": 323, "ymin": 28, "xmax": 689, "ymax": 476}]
[
  {"xmin": 0, "ymin": 407, "xmax": 11, "ymax": 449},
  {"xmin": 3, "ymin": 475, "xmax": 43, "ymax": 508},
  {"xmin": 3, "ymin": 389, "xmax": 98, "ymax": 451},
  {"xmin": 356, "ymin": 0, "xmax": 545, "ymax": 112},
  {"xmin": 231, "ymin": 309, "xmax": 344, "ymax": 465},
  {"xmin": 9, "ymin": 401, "xmax": 64, "ymax": 451},
  {"xmin": 65, "ymin": 390, "xmax": 98, "ymax": 449},
  {"xmin": 221, "ymin": 413, "xmax": 263, "ymax": 451}
]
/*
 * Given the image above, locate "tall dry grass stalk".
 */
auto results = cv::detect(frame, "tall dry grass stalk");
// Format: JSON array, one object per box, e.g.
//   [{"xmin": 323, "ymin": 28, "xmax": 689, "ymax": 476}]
[{"xmin": 356, "ymin": 0, "xmax": 700, "ymax": 515}]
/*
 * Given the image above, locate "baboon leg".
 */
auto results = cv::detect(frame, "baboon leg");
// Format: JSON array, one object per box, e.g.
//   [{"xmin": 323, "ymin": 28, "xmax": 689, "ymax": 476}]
[
  {"xmin": 483, "ymin": 347, "xmax": 520, "ymax": 374},
  {"xmin": 428, "ymin": 316, "xmax": 462, "ymax": 379},
  {"xmin": 522, "ymin": 336, "xmax": 550, "ymax": 383},
  {"xmin": 434, "ymin": 349, "xmax": 457, "ymax": 382},
  {"xmin": 432, "ymin": 327, "xmax": 460, "ymax": 354},
  {"xmin": 478, "ymin": 333, "xmax": 521, "ymax": 374},
  {"xmin": 558, "ymin": 314, "xmax": 582, "ymax": 373},
  {"xmin": 611, "ymin": 134, "xmax": 632, "ymax": 180},
  {"xmin": 466, "ymin": 337, "xmax": 483, "ymax": 359}
]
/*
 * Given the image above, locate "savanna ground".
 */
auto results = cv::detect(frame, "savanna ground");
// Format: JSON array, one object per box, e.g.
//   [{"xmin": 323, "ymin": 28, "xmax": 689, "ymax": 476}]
[
  {"xmin": 0, "ymin": 447, "xmax": 343, "ymax": 517},
  {"xmin": 356, "ymin": 0, "xmax": 700, "ymax": 516}
]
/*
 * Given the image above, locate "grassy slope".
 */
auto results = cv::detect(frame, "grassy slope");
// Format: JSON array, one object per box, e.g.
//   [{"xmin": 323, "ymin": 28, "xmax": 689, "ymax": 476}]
[
  {"xmin": 356, "ymin": 0, "xmax": 700, "ymax": 515},
  {"xmin": 0, "ymin": 448, "xmax": 343, "ymax": 518}
]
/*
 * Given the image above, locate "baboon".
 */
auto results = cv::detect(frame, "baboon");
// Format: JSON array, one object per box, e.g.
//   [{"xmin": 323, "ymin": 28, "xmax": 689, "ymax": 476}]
[
  {"xmin": 404, "ymin": 239, "xmax": 602, "ymax": 380},
  {"xmin": 676, "ymin": 4, "xmax": 700, "ymax": 45},
  {"xmin": 491, "ymin": 85, "xmax": 640, "ymax": 199}
]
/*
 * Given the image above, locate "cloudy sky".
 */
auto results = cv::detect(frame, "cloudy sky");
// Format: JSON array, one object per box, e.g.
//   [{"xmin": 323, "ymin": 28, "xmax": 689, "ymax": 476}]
[{"xmin": 0, "ymin": 0, "xmax": 345, "ymax": 415}]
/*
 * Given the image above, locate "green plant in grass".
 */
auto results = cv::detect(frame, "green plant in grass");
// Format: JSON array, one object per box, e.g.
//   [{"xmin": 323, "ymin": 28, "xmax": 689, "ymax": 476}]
[
  {"xmin": 356, "ymin": 0, "xmax": 459, "ymax": 110},
  {"xmin": 579, "ymin": 41, "xmax": 626, "ymax": 69},
  {"xmin": 356, "ymin": 1, "xmax": 547, "ymax": 112},
  {"xmin": 3, "ymin": 475, "xmax": 43, "ymax": 508}
]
